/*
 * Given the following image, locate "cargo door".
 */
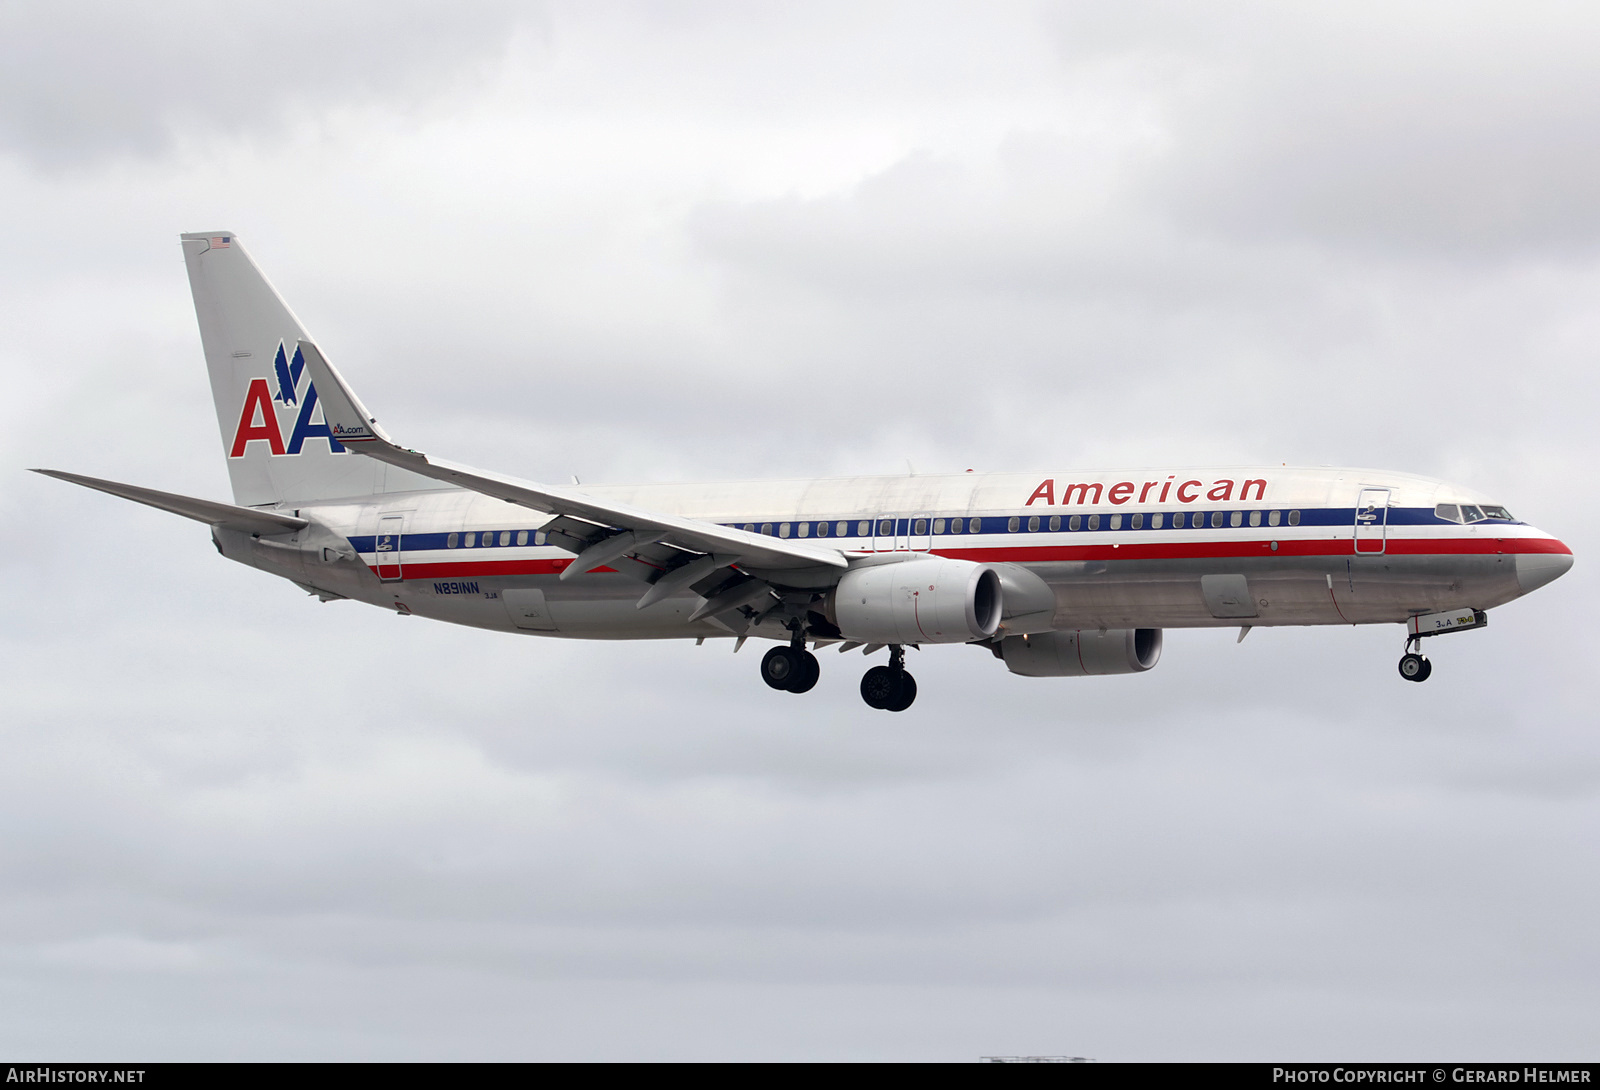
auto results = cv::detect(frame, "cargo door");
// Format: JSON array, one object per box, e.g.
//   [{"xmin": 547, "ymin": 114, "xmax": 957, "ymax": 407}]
[
  {"xmin": 1201, "ymin": 574, "xmax": 1258, "ymax": 618},
  {"xmin": 503, "ymin": 588, "xmax": 560, "ymax": 631}
]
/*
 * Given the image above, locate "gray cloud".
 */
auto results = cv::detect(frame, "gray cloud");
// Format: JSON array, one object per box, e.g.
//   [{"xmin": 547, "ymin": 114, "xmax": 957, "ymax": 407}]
[
  {"xmin": 1053, "ymin": 2, "xmax": 1600, "ymax": 257},
  {"xmin": 0, "ymin": 0, "xmax": 526, "ymax": 167}
]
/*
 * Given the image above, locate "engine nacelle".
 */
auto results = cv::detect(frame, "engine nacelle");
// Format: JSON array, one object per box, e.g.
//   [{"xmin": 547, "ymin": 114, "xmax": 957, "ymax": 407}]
[
  {"xmin": 1000, "ymin": 628, "xmax": 1163, "ymax": 677},
  {"xmin": 830, "ymin": 558, "xmax": 1002, "ymax": 644}
]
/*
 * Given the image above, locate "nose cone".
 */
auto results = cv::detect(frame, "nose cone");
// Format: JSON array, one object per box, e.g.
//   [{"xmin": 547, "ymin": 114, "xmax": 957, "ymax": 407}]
[{"xmin": 1517, "ymin": 546, "xmax": 1574, "ymax": 595}]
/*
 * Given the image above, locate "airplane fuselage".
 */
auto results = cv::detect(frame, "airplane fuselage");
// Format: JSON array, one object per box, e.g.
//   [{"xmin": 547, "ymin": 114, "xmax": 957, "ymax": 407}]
[{"xmin": 217, "ymin": 465, "xmax": 1567, "ymax": 641}]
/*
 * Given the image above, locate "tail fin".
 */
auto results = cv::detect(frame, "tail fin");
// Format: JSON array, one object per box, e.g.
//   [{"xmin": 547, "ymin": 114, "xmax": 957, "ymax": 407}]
[{"xmin": 181, "ymin": 232, "xmax": 436, "ymax": 507}]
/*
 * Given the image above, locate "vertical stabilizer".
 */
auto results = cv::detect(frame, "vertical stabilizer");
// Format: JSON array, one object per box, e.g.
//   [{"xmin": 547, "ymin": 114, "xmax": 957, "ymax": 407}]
[{"xmin": 180, "ymin": 232, "xmax": 437, "ymax": 507}]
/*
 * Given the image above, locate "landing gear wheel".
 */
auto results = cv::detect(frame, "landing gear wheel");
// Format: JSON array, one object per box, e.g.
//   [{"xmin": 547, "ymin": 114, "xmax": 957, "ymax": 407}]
[
  {"xmin": 761, "ymin": 646, "xmax": 802, "ymax": 691},
  {"xmin": 1398, "ymin": 652, "xmax": 1432, "ymax": 683},
  {"xmin": 763, "ymin": 646, "xmax": 820, "ymax": 693},
  {"xmin": 883, "ymin": 671, "xmax": 917, "ymax": 712},
  {"xmin": 860, "ymin": 665, "xmax": 896, "ymax": 709},
  {"xmin": 861, "ymin": 666, "xmax": 917, "ymax": 710},
  {"xmin": 788, "ymin": 651, "xmax": 820, "ymax": 694}
]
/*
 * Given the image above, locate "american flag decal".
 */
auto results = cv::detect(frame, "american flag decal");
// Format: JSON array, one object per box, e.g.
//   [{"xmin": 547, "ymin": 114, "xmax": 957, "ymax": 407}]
[{"xmin": 211, "ymin": 236, "xmax": 231, "ymax": 248}]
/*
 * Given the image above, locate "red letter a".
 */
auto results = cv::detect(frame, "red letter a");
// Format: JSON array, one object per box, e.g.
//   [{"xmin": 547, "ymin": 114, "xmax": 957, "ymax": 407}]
[{"xmin": 230, "ymin": 379, "xmax": 287, "ymax": 457}]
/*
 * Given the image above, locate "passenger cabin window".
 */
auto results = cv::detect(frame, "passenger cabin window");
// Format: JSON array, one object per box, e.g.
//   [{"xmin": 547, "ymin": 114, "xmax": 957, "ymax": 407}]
[
  {"xmin": 857, "ymin": 521, "xmax": 870, "ymax": 537},
  {"xmin": 1210, "ymin": 512, "xmax": 1223, "ymax": 528},
  {"xmin": 1288, "ymin": 510, "xmax": 1301, "ymax": 526},
  {"xmin": 1049, "ymin": 515, "xmax": 1060, "ymax": 532},
  {"xmin": 517, "ymin": 530, "xmax": 528, "ymax": 546},
  {"xmin": 934, "ymin": 518, "xmax": 946, "ymax": 534},
  {"xmin": 1088, "ymin": 514, "xmax": 1101, "ymax": 530},
  {"xmin": 1249, "ymin": 511, "xmax": 1261, "ymax": 527},
  {"xmin": 1230, "ymin": 512, "xmax": 1242, "ymax": 528},
  {"xmin": 970, "ymin": 518, "xmax": 982, "ymax": 533},
  {"xmin": 1008, "ymin": 516, "xmax": 1020, "ymax": 532},
  {"xmin": 914, "ymin": 519, "xmax": 928, "ymax": 535},
  {"xmin": 743, "ymin": 524, "xmax": 755, "ymax": 532},
  {"xmin": 1027, "ymin": 516, "xmax": 1039, "ymax": 532},
  {"xmin": 1069, "ymin": 515, "xmax": 1081, "ymax": 531},
  {"xmin": 500, "ymin": 531, "xmax": 511, "ymax": 546},
  {"xmin": 878, "ymin": 519, "xmax": 893, "ymax": 536},
  {"xmin": 950, "ymin": 518, "xmax": 963, "ymax": 534},
  {"xmin": 798, "ymin": 522, "xmax": 809, "ymax": 538},
  {"xmin": 1131, "ymin": 513, "xmax": 1144, "ymax": 529},
  {"xmin": 779, "ymin": 523, "xmax": 791, "ymax": 538},
  {"xmin": 838, "ymin": 521, "xmax": 850, "ymax": 537},
  {"xmin": 815, "ymin": 521, "xmax": 828, "ymax": 537},
  {"xmin": 448, "ymin": 533, "xmax": 459, "ymax": 548},
  {"xmin": 761, "ymin": 523, "xmax": 773, "ymax": 536},
  {"xmin": 1152, "ymin": 513, "xmax": 1163, "ymax": 529},
  {"xmin": 1268, "ymin": 511, "xmax": 1281, "ymax": 527},
  {"xmin": 535, "ymin": 531, "xmax": 547, "ymax": 545},
  {"xmin": 465, "ymin": 532, "xmax": 476, "ymax": 547},
  {"xmin": 1110, "ymin": 514, "xmax": 1122, "ymax": 530}
]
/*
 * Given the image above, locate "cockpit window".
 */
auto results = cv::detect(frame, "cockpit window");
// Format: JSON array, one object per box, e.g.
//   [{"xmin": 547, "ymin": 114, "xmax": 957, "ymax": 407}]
[{"xmin": 1437, "ymin": 502, "xmax": 1514, "ymax": 524}]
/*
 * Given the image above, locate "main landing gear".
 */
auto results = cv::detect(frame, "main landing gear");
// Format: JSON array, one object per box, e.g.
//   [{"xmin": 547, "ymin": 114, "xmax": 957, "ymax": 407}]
[
  {"xmin": 758, "ymin": 636, "xmax": 918, "ymax": 710},
  {"xmin": 761, "ymin": 634, "xmax": 819, "ymax": 694},
  {"xmin": 860, "ymin": 645, "xmax": 917, "ymax": 712},
  {"xmin": 1398, "ymin": 636, "xmax": 1432, "ymax": 683}
]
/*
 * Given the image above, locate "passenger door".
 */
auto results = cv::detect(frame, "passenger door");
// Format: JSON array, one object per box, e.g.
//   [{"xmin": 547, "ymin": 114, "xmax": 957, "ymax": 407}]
[
  {"xmin": 1354, "ymin": 489, "xmax": 1390, "ymax": 554},
  {"xmin": 375, "ymin": 514, "xmax": 405, "ymax": 581}
]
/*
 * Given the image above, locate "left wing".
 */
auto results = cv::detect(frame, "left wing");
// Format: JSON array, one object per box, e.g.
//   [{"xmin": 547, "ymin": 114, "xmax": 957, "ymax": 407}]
[
  {"xmin": 298, "ymin": 341, "xmax": 848, "ymax": 601},
  {"xmin": 31, "ymin": 469, "xmax": 308, "ymax": 535}
]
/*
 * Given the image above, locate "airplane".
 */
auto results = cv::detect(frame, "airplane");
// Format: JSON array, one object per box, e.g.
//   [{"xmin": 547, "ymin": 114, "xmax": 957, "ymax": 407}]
[{"xmin": 33, "ymin": 232, "xmax": 1574, "ymax": 711}]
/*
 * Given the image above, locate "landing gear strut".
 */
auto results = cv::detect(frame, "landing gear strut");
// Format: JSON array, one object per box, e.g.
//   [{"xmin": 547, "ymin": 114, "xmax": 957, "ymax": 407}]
[
  {"xmin": 860, "ymin": 645, "xmax": 917, "ymax": 712},
  {"xmin": 1398, "ymin": 636, "xmax": 1432, "ymax": 683},
  {"xmin": 760, "ymin": 630, "xmax": 820, "ymax": 694}
]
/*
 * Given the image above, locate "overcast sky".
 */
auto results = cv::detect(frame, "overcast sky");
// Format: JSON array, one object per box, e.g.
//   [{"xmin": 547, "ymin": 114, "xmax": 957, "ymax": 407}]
[{"xmin": 2, "ymin": 1, "xmax": 1596, "ymax": 1061}]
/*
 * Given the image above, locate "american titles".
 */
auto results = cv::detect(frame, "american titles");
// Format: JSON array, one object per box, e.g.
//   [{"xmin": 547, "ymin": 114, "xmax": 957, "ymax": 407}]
[{"xmin": 1025, "ymin": 476, "xmax": 1268, "ymax": 507}]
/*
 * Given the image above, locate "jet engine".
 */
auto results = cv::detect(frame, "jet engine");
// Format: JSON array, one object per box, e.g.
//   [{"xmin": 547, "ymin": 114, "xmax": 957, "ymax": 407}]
[
  {"xmin": 999, "ymin": 628, "xmax": 1163, "ymax": 677},
  {"xmin": 828, "ymin": 558, "xmax": 1002, "ymax": 644}
]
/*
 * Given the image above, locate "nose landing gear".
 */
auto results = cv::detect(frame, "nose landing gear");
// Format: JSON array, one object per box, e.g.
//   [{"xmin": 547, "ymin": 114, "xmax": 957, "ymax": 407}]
[
  {"xmin": 1396, "ymin": 609, "xmax": 1488, "ymax": 683},
  {"xmin": 1398, "ymin": 636, "xmax": 1432, "ymax": 683}
]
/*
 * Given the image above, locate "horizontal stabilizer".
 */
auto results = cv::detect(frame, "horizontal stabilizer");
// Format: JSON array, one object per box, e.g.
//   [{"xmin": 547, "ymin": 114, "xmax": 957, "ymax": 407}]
[
  {"xmin": 31, "ymin": 469, "xmax": 308, "ymax": 535},
  {"xmin": 298, "ymin": 339, "xmax": 848, "ymax": 572}
]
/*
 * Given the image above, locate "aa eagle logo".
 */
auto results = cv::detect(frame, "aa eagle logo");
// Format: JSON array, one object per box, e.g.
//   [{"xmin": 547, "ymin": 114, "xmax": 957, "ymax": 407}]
[{"xmin": 228, "ymin": 343, "xmax": 348, "ymax": 458}]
